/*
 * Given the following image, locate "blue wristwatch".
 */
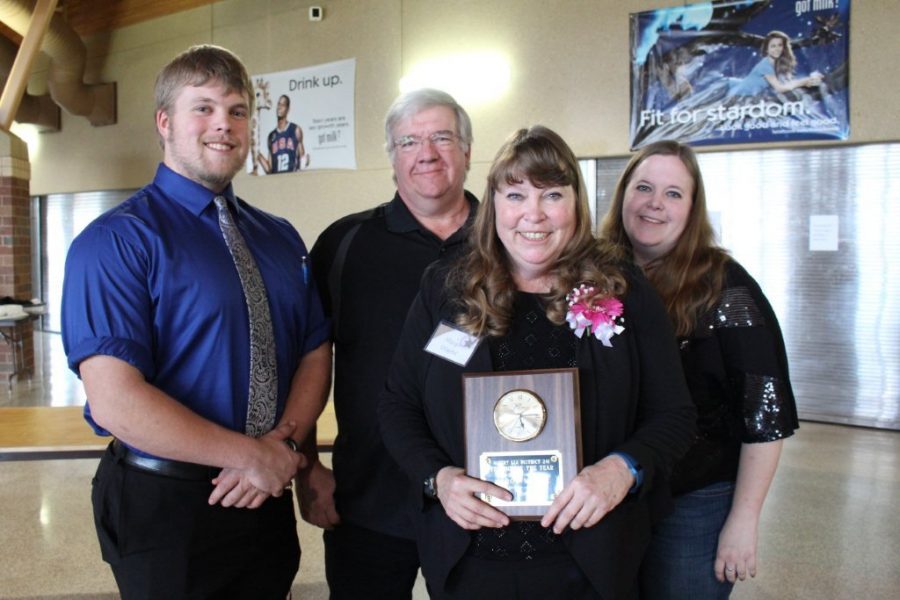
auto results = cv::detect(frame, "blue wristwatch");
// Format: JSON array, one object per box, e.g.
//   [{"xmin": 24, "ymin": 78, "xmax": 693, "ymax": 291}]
[{"xmin": 610, "ymin": 451, "xmax": 643, "ymax": 493}]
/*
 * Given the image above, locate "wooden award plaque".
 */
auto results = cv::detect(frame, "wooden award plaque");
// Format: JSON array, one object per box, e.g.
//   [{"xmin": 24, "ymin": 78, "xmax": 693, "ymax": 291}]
[{"xmin": 463, "ymin": 368, "xmax": 582, "ymax": 519}]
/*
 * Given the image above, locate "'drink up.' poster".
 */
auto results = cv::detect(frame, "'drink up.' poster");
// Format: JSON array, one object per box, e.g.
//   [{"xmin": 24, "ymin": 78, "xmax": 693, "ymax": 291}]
[{"xmin": 247, "ymin": 58, "xmax": 356, "ymax": 175}]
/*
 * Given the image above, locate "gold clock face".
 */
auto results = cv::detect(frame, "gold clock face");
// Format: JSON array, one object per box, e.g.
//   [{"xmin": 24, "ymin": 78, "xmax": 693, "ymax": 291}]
[{"xmin": 492, "ymin": 389, "xmax": 547, "ymax": 442}]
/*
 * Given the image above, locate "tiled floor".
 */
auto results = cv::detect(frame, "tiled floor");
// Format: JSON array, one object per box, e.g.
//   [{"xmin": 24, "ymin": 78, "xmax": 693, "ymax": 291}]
[
  {"xmin": 0, "ymin": 330, "xmax": 83, "ymax": 409},
  {"xmin": 0, "ymin": 333, "xmax": 411, "ymax": 599},
  {"xmin": 2, "ymin": 333, "xmax": 899, "ymax": 599}
]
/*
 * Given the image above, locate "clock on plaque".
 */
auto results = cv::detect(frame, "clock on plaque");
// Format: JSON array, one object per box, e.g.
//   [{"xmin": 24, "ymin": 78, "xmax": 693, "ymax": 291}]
[
  {"xmin": 493, "ymin": 389, "xmax": 547, "ymax": 442},
  {"xmin": 463, "ymin": 368, "xmax": 582, "ymax": 519}
]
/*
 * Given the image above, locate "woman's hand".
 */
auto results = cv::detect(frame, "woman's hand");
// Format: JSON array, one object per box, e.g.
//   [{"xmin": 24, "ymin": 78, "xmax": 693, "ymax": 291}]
[
  {"xmin": 714, "ymin": 440, "xmax": 782, "ymax": 583},
  {"xmin": 541, "ymin": 454, "xmax": 633, "ymax": 534},
  {"xmin": 802, "ymin": 73, "xmax": 823, "ymax": 87},
  {"xmin": 714, "ymin": 511, "xmax": 759, "ymax": 583},
  {"xmin": 436, "ymin": 466, "xmax": 512, "ymax": 530}
]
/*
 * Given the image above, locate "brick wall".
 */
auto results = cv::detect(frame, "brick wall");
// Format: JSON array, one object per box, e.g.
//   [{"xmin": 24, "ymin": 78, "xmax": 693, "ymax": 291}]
[{"xmin": 0, "ymin": 141, "xmax": 33, "ymax": 379}]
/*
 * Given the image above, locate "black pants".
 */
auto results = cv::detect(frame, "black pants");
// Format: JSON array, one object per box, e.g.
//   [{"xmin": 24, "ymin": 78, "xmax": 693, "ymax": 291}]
[
  {"xmin": 92, "ymin": 443, "xmax": 300, "ymax": 600},
  {"xmin": 324, "ymin": 521, "xmax": 419, "ymax": 599},
  {"xmin": 438, "ymin": 553, "xmax": 602, "ymax": 600}
]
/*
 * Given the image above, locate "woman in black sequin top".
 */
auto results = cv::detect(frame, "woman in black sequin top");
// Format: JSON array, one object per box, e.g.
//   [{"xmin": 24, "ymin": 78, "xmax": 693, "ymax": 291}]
[
  {"xmin": 600, "ymin": 140, "xmax": 799, "ymax": 599},
  {"xmin": 379, "ymin": 127, "xmax": 696, "ymax": 599}
]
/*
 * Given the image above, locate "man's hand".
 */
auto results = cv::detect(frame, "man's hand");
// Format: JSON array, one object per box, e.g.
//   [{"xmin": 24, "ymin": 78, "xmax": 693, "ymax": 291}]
[
  {"xmin": 296, "ymin": 460, "xmax": 340, "ymax": 529},
  {"xmin": 208, "ymin": 421, "xmax": 304, "ymax": 508}
]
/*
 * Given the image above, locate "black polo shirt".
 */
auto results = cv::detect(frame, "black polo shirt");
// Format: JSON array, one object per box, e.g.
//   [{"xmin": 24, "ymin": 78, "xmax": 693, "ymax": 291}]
[{"xmin": 310, "ymin": 190, "xmax": 478, "ymax": 538}]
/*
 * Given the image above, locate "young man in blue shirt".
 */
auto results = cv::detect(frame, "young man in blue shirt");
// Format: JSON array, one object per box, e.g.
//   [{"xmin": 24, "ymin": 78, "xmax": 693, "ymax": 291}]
[{"xmin": 62, "ymin": 45, "xmax": 330, "ymax": 599}]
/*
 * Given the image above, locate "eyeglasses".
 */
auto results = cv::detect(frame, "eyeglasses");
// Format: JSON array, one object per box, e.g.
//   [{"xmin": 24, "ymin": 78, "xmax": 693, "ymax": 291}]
[{"xmin": 393, "ymin": 132, "xmax": 460, "ymax": 153}]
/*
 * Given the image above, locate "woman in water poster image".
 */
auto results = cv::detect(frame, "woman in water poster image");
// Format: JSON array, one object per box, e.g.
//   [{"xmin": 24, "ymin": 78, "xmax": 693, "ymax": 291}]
[{"xmin": 629, "ymin": 0, "xmax": 849, "ymax": 148}]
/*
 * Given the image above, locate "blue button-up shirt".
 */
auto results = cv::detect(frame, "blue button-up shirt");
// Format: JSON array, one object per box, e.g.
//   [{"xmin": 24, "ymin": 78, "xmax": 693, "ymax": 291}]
[{"xmin": 62, "ymin": 164, "xmax": 329, "ymax": 439}]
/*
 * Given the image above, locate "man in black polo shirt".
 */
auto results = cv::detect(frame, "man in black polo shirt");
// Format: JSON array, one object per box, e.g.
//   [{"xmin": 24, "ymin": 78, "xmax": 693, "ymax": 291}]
[{"xmin": 300, "ymin": 89, "xmax": 478, "ymax": 599}]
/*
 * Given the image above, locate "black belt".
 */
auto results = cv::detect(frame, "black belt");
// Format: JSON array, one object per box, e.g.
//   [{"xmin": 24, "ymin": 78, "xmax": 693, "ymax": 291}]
[{"xmin": 112, "ymin": 439, "xmax": 219, "ymax": 481}]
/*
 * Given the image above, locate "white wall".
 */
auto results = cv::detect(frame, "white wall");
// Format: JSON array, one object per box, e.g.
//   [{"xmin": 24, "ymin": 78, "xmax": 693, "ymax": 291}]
[{"xmin": 22, "ymin": 0, "xmax": 900, "ymax": 243}]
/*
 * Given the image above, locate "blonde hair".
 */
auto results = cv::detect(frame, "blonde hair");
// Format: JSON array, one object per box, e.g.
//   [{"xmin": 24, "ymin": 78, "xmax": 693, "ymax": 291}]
[
  {"xmin": 453, "ymin": 126, "xmax": 626, "ymax": 337},
  {"xmin": 599, "ymin": 140, "xmax": 728, "ymax": 336},
  {"xmin": 155, "ymin": 45, "xmax": 254, "ymax": 115}
]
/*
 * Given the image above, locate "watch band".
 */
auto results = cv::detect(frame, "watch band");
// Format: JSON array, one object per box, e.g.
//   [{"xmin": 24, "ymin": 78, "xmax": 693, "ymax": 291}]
[
  {"xmin": 423, "ymin": 473, "xmax": 438, "ymax": 499},
  {"xmin": 609, "ymin": 451, "xmax": 643, "ymax": 493}
]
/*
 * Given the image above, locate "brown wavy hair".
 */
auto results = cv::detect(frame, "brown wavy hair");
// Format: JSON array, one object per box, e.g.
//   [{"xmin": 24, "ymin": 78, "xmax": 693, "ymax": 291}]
[
  {"xmin": 598, "ymin": 140, "xmax": 728, "ymax": 337},
  {"xmin": 453, "ymin": 126, "xmax": 626, "ymax": 337},
  {"xmin": 762, "ymin": 30, "xmax": 797, "ymax": 79}
]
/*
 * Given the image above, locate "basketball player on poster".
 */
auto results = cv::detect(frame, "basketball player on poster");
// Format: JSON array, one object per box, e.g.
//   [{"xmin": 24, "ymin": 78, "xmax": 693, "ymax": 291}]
[{"xmin": 258, "ymin": 94, "xmax": 309, "ymax": 173}]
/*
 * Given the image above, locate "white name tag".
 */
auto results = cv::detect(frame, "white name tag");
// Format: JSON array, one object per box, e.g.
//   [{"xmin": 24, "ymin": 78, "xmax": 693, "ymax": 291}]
[{"xmin": 424, "ymin": 321, "xmax": 482, "ymax": 366}]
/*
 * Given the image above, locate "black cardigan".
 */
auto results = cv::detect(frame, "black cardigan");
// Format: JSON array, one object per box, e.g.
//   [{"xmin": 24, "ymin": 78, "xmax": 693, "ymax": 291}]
[{"xmin": 378, "ymin": 262, "xmax": 697, "ymax": 597}]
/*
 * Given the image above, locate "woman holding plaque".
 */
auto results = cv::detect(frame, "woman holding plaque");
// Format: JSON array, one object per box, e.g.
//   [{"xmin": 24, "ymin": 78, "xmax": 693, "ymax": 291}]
[
  {"xmin": 599, "ymin": 140, "xmax": 798, "ymax": 599},
  {"xmin": 378, "ymin": 126, "xmax": 696, "ymax": 599}
]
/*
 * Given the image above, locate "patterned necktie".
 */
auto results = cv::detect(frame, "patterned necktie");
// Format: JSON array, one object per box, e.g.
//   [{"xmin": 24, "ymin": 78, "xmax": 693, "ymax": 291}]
[{"xmin": 214, "ymin": 195, "xmax": 277, "ymax": 438}]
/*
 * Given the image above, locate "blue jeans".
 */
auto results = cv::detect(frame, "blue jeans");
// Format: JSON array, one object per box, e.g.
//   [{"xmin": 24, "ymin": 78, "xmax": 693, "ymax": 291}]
[{"xmin": 640, "ymin": 481, "xmax": 736, "ymax": 600}]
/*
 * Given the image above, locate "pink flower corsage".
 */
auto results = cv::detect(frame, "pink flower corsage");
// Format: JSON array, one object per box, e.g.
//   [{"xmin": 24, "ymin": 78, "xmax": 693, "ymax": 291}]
[{"xmin": 565, "ymin": 283, "xmax": 625, "ymax": 347}]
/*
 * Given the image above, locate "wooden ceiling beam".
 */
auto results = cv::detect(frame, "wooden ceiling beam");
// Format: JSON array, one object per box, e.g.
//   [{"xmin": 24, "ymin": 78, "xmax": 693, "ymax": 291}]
[
  {"xmin": 0, "ymin": 0, "xmax": 219, "ymax": 44},
  {"xmin": 61, "ymin": 0, "xmax": 220, "ymax": 37},
  {"xmin": 0, "ymin": 20, "xmax": 22, "ymax": 45},
  {"xmin": 0, "ymin": 0, "xmax": 57, "ymax": 131}
]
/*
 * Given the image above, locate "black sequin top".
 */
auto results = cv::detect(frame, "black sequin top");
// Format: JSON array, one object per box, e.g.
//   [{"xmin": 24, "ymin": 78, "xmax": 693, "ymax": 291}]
[
  {"xmin": 468, "ymin": 292, "xmax": 576, "ymax": 560},
  {"xmin": 671, "ymin": 260, "xmax": 799, "ymax": 496}
]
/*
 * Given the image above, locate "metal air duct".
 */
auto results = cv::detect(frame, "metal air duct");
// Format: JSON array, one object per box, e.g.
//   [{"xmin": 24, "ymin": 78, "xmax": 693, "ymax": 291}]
[
  {"xmin": 0, "ymin": 33, "xmax": 59, "ymax": 130},
  {"xmin": 0, "ymin": 0, "xmax": 115, "ymax": 126}
]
